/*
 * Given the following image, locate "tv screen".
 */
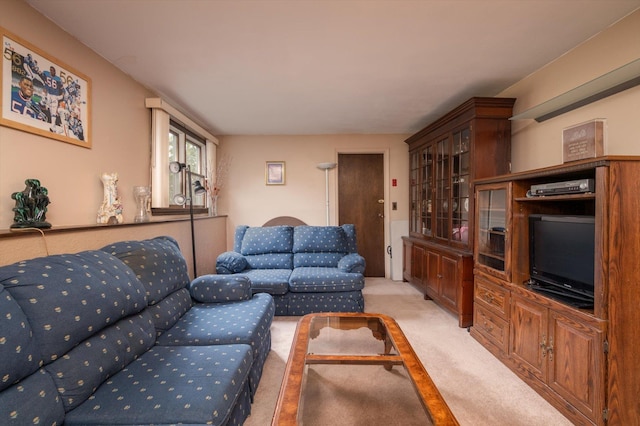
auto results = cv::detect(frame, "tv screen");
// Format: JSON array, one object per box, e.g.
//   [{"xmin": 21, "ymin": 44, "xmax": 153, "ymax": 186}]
[{"xmin": 529, "ymin": 215, "xmax": 595, "ymax": 301}]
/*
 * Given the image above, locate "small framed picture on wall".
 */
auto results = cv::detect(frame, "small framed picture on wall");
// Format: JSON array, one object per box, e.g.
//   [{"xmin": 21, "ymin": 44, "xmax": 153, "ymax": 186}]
[{"xmin": 266, "ymin": 161, "xmax": 285, "ymax": 185}]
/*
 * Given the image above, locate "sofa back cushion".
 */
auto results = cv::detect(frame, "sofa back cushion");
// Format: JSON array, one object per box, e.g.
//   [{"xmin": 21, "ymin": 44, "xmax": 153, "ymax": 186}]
[
  {"xmin": 102, "ymin": 236, "xmax": 191, "ymax": 306},
  {"xmin": 0, "ymin": 250, "xmax": 147, "ymax": 365},
  {"xmin": 236, "ymin": 226, "xmax": 294, "ymax": 269},
  {"xmin": 46, "ymin": 311, "xmax": 156, "ymax": 411},
  {"xmin": 240, "ymin": 226, "xmax": 294, "ymax": 255},
  {"xmin": 293, "ymin": 226, "xmax": 354, "ymax": 268}
]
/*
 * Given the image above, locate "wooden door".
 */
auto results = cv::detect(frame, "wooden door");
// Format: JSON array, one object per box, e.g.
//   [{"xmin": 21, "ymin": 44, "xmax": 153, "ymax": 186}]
[{"xmin": 338, "ymin": 153, "xmax": 385, "ymax": 277}]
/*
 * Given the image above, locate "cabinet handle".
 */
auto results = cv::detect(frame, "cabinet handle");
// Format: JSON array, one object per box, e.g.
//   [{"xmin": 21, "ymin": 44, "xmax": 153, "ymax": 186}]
[
  {"xmin": 437, "ymin": 274, "xmax": 443, "ymax": 279},
  {"xmin": 540, "ymin": 334, "xmax": 547, "ymax": 358},
  {"xmin": 547, "ymin": 336, "xmax": 554, "ymax": 361}
]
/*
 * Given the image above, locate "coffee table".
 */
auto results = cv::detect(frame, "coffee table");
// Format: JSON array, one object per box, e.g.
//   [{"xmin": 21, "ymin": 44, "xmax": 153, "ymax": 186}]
[{"xmin": 271, "ymin": 312, "xmax": 459, "ymax": 425}]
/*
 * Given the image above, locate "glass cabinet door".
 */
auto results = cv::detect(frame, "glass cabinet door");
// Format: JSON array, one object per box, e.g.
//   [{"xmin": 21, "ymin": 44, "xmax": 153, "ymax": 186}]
[
  {"xmin": 475, "ymin": 183, "xmax": 511, "ymax": 280},
  {"xmin": 409, "ymin": 151, "xmax": 420, "ymax": 234},
  {"xmin": 451, "ymin": 128, "xmax": 470, "ymax": 244},
  {"xmin": 435, "ymin": 137, "xmax": 449, "ymax": 241},
  {"xmin": 422, "ymin": 146, "xmax": 434, "ymax": 236}
]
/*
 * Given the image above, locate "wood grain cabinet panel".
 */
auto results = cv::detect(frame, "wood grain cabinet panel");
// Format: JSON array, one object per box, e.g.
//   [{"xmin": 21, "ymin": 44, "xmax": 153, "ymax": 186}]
[{"xmin": 471, "ymin": 158, "xmax": 640, "ymax": 425}]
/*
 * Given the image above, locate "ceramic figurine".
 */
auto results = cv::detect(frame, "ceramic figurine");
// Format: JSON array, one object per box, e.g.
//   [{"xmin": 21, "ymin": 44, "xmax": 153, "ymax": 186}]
[
  {"xmin": 11, "ymin": 179, "xmax": 52, "ymax": 229},
  {"xmin": 97, "ymin": 172, "xmax": 123, "ymax": 224}
]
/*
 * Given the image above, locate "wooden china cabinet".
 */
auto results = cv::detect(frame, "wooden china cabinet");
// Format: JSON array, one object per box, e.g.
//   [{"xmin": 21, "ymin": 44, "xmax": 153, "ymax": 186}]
[
  {"xmin": 402, "ymin": 97, "xmax": 515, "ymax": 327},
  {"xmin": 470, "ymin": 157, "xmax": 640, "ymax": 425}
]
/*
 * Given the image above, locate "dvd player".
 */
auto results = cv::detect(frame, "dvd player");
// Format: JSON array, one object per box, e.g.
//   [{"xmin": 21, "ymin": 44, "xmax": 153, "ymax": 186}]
[{"xmin": 529, "ymin": 178, "xmax": 594, "ymax": 196}]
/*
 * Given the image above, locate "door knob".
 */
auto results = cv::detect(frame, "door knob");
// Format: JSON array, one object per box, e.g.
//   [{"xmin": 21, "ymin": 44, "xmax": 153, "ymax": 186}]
[{"xmin": 378, "ymin": 199, "xmax": 384, "ymax": 204}]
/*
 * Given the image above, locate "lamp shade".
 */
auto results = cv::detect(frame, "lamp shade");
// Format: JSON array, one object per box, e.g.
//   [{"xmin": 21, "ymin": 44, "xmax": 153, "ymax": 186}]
[{"xmin": 193, "ymin": 180, "xmax": 206, "ymax": 195}]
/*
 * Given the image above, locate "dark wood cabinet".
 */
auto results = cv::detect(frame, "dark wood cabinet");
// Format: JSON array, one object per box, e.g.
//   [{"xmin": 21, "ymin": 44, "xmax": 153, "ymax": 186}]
[
  {"xmin": 471, "ymin": 157, "xmax": 640, "ymax": 425},
  {"xmin": 403, "ymin": 97, "xmax": 514, "ymax": 327}
]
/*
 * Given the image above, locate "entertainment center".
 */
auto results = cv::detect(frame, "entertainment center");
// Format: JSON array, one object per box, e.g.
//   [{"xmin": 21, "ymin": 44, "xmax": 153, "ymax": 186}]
[{"xmin": 470, "ymin": 156, "xmax": 640, "ymax": 425}]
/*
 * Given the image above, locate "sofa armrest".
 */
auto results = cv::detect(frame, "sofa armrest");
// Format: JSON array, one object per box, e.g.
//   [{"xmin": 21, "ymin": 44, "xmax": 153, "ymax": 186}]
[
  {"xmin": 216, "ymin": 251, "xmax": 248, "ymax": 274},
  {"xmin": 338, "ymin": 253, "xmax": 366, "ymax": 274},
  {"xmin": 189, "ymin": 274, "xmax": 252, "ymax": 303}
]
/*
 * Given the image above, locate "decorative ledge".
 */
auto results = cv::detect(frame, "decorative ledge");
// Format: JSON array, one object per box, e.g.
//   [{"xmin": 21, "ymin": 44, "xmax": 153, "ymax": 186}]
[
  {"xmin": 0, "ymin": 215, "xmax": 225, "ymax": 240},
  {"xmin": 510, "ymin": 58, "xmax": 640, "ymax": 122}
]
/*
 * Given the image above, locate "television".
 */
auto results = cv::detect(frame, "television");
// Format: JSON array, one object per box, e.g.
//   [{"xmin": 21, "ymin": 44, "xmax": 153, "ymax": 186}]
[{"xmin": 528, "ymin": 214, "xmax": 595, "ymax": 308}]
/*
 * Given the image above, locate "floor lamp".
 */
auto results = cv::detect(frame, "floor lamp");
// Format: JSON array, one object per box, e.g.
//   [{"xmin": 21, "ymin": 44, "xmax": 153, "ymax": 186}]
[
  {"xmin": 317, "ymin": 162, "xmax": 337, "ymax": 225},
  {"xmin": 169, "ymin": 161, "xmax": 207, "ymax": 277}
]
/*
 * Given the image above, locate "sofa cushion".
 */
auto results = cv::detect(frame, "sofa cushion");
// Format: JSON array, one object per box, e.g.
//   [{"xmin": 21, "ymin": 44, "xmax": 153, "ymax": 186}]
[
  {"xmin": 0, "ymin": 250, "xmax": 147, "ymax": 364},
  {"xmin": 240, "ymin": 226, "xmax": 294, "ymax": 255},
  {"xmin": 0, "ymin": 284, "xmax": 41, "ymax": 392},
  {"xmin": 155, "ymin": 292, "xmax": 275, "ymax": 396},
  {"xmin": 293, "ymin": 252, "xmax": 344, "ymax": 268},
  {"xmin": 189, "ymin": 274, "xmax": 252, "ymax": 303},
  {"xmin": 293, "ymin": 225, "xmax": 349, "ymax": 253},
  {"xmin": 156, "ymin": 293, "xmax": 274, "ymax": 348},
  {"xmin": 289, "ymin": 267, "xmax": 365, "ymax": 293},
  {"xmin": 216, "ymin": 251, "xmax": 248, "ymax": 274},
  {"xmin": 246, "ymin": 253, "xmax": 293, "ymax": 270},
  {"xmin": 45, "ymin": 311, "xmax": 156, "ymax": 411},
  {"xmin": 0, "ymin": 368, "xmax": 65, "ymax": 426},
  {"xmin": 101, "ymin": 236, "xmax": 190, "ymax": 305},
  {"xmin": 146, "ymin": 288, "xmax": 193, "ymax": 337},
  {"xmin": 241, "ymin": 269, "xmax": 291, "ymax": 295},
  {"xmin": 64, "ymin": 344, "xmax": 253, "ymax": 426}
]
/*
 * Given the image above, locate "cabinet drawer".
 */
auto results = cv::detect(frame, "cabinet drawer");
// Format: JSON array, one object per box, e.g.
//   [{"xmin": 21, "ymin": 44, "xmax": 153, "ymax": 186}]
[
  {"xmin": 474, "ymin": 304, "xmax": 509, "ymax": 353},
  {"xmin": 475, "ymin": 277, "xmax": 510, "ymax": 318}
]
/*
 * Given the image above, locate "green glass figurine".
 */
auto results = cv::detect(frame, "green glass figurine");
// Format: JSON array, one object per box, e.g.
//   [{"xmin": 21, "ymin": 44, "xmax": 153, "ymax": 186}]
[{"xmin": 11, "ymin": 179, "xmax": 51, "ymax": 229}]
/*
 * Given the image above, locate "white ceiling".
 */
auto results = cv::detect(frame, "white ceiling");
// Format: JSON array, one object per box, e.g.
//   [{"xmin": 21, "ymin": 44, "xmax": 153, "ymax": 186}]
[{"xmin": 26, "ymin": 0, "xmax": 640, "ymax": 136}]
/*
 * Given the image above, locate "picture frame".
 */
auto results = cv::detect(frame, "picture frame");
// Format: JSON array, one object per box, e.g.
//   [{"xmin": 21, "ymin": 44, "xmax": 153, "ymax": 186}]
[
  {"xmin": 266, "ymin": 161, "xmax": 285, "ymax": 185},
  {"xmin": 1, "ymin": 27, "xmax": 91, "ymax": 148}
]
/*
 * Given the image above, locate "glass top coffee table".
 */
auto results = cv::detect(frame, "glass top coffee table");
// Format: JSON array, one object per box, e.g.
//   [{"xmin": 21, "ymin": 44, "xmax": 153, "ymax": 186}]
[{"xmin": 271, "ymin": 312, "xmax": 459, "ymax": 425}]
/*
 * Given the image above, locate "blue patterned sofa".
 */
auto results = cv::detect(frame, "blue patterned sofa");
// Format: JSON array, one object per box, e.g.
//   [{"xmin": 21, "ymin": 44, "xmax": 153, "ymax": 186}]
[
  {"xmin": 0, "ymin": 236, "xmax": 274, "ymax": 426},
  {"xmin": 216, "ymin": 225, "xmax": 366, "ymax": 315}
]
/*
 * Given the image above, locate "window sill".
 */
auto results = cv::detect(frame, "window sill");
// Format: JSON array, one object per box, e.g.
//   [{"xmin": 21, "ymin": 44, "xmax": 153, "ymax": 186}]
[{"xmin": 152, "ymin": 207, "xmax": 209, "ymax": 216}]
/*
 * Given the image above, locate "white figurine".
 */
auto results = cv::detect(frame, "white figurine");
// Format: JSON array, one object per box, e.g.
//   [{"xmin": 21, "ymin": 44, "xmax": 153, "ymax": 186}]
[{"xmin": 97, "ymin": 172, "xmax": 123, "ymax": 224}]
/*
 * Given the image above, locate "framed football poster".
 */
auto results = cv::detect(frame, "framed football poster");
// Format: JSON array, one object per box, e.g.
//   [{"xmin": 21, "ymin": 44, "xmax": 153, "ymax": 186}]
[{"xmin": 1, "ymin": 27, "xmax": 91, "ymax": 148}]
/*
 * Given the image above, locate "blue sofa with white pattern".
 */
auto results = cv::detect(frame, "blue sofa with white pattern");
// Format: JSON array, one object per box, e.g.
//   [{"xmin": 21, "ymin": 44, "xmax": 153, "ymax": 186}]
[
  {"xmin": 216, "ymin": 225, "xmax": 366, "ymax": 315},
  {"xmin": 0, "ymin": 236, "xmax": 274, "ymax": 426}
]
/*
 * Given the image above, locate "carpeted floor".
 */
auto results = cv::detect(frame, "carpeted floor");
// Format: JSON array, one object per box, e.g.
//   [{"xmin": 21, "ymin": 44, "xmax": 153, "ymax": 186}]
[{"xmin": 244, "ymin": 278, "xmax": 573, "ymax": 425}]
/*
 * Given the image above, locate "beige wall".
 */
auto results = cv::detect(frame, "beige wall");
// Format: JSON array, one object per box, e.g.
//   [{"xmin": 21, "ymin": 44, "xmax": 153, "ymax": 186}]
[
  {"xmin": 500, "ymin": 9, "xmax": 640, "ymax": 172},
  {"xmin": 218, "ymin": 134, "xmax": 410, "ymax": 279},
  {"xmin": 0, "ymin": 1, "xmax": 224, "ymax": 271},
  {"xmin": 0, "ymin": 0, "xmax": 154, "ymax": 229}
]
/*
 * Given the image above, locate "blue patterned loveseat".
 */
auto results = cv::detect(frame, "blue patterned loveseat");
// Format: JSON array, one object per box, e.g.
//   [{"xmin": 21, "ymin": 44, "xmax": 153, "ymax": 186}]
[
  {"xmin": 216, "ymin": 225, "xmax": 366, "ymax": 315},
  {"xmin": 0, "ymin": 236, "xmax": 274, "ymax": 426}
]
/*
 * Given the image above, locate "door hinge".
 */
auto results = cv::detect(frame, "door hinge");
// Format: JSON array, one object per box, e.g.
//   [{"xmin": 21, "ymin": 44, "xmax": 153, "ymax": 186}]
[
  {"xmin": 604, "ymin": 340, "xmax": 609, "ymax": 354},
  {"xmin": 602, "ymin": 408, "xmax": 609, "ymax": 422}
]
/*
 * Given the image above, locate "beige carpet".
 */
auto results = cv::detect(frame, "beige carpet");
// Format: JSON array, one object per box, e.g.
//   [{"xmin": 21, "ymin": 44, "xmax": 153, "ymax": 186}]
[{"xmin": 244, "ymin": 278, "xmax": 573, "ymax": 425}]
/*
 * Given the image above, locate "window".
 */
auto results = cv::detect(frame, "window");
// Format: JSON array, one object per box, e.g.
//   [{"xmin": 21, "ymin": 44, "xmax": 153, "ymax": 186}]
[
  {"xmin": 146, "ymin": 98, "xmax": 218, "ymax": 215},
  {"xmin": 168, "ymin": 121, "xmax": 207, "ymax": 208}
]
